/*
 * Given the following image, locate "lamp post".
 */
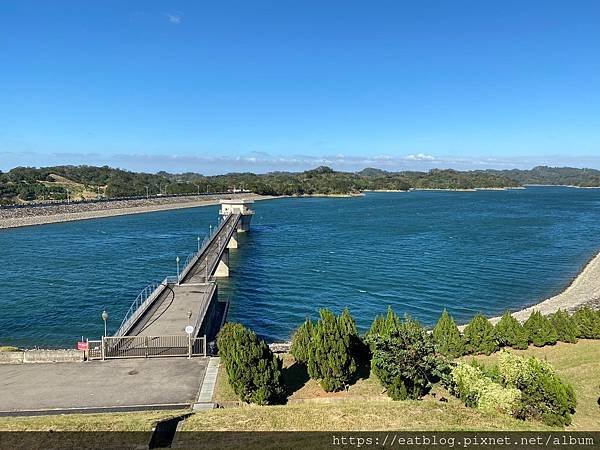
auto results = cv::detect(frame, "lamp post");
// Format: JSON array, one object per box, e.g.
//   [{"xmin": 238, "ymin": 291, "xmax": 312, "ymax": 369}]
[
  {"xmin": 101, "ymin": 310, "xmax": 108, "ymax": 337},
  {"xmin": 176, "ymin": 256, "xmax": 180, "ymax": 283},
  {"xmin": 209, "ymin": 225, "xmax": 212, "ymax": 236},
  {"xmin": 197, "ymin": 236, "xmax": 201, "ymax": 253}
]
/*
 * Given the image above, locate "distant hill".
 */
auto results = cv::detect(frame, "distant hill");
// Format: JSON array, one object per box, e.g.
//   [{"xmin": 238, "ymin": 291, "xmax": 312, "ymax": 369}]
[
  {"xmin": 1, "ymin": 164, "xmax": 598, "ymax": 205},
  {"xmin": 487, "ymin": 166, "xmax": 600, "ymax": 187}
]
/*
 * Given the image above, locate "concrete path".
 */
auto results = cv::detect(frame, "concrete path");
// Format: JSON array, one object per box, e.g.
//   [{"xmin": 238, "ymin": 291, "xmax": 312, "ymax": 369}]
[
  {"xmin": 0, "ymin": 358, "xmax": 208, "ymax": 415},
  {"xmin": 193, "ymin": 357, "xmax": 220, "ymax": 410}
]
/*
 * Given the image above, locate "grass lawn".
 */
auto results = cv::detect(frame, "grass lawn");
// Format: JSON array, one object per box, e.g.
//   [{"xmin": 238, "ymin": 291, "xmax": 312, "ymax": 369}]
[
  {"xmin": 0, "ymin": 410, "xmax": 188, "ymax": 432},
  {"xmin": 180, "ymin": 400, "xmax": 548, "ymax": 431}
]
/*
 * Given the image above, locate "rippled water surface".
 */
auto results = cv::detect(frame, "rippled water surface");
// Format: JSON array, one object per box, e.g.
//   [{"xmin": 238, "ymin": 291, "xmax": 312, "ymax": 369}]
[{"xmin": 1, "ymin": 187, "xmax": 600, "ymax": 347}]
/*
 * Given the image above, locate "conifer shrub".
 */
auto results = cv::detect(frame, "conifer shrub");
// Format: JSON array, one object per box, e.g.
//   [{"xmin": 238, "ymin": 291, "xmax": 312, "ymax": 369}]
[
  {"xmin": 432, "ymin": 309, "xmax": 464, "ymax": 357},
  {"xmin": 290, "ymin": 319, "xmax": 313, "ymax": 364},
  {"xmin": 549, "ymin": 309, "xmax": 578, "ymax": 343},
  {"xmin": 367, "ymin": 306, "xmax": 401, "ymax": 338},
  {"xmin": 462, "ymin": 314, "xmax": 498, "ymax": 355},
  {"xmin": 497, "ymin": 351, "xmax": 576, "ymax": 426},
  {"xmin": 369, "ymin": 314, "xmax": 446, "ymax": 400},
  {"xmin": 494, "ymin": 311, "xmax": 529, "ymax": 350},
  {"xmin": 306, "ymin": 309, "xmax": 361, "ymax": 392},
  {"xmin": 572, "ymin": 307, "xmax": 600, "ymax": 339},
  {"xmin": 448, "ymin": 361, "xmax": 521, "ymax": 415},
  {"xmin": 216, "ymin": 322, "xmax": 284, "ymax": 405},
  {"xmin": 523, "ymin": 311, "xmax": 558, "ymax": 347}
]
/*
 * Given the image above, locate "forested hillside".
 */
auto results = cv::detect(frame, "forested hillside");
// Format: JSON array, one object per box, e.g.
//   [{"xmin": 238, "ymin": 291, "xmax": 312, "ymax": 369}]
[{"xmin": 0, "ymin": 164, "xmax": 597, "ymax": 205}]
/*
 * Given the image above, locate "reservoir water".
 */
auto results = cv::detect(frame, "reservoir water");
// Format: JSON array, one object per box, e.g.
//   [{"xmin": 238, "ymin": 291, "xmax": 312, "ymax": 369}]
[{"xmin": 1, "ymin": 187, "xmax": 600, "ymax": 347}]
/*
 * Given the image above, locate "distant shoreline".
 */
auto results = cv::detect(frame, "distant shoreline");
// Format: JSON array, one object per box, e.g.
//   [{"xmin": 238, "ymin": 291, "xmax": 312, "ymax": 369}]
[
  {"xmin": 455, "ymin": 248, "xmax": 600, "ymax": 330},
  {"xmin": 0, "ymin": 194, "xmax": 275, "ymax": 230}
]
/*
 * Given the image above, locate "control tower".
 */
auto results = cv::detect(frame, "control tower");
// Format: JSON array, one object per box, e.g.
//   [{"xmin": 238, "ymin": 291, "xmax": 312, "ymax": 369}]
[{"xmin": 219, "ymin": 199, "xmax": 255, "ymax": 232}]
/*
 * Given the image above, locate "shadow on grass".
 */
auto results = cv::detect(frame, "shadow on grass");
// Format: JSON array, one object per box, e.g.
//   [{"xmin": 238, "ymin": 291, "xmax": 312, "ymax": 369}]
[
  {"xmin": 350, "ymin": 357, "xmax": 372, "ymax": 385},
  {"xmin": 282, "ymin": 362, "xmax": 310, "ymax": 400},
  {"xmin": 281, "ymin": 353, "xmax": 373, "ymax": 402}
]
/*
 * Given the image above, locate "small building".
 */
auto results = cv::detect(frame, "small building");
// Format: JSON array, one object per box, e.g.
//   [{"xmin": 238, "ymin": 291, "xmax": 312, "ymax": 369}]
[{"xmin": 219, "ymin": 199, "xmax": 255, "ymax": 232}]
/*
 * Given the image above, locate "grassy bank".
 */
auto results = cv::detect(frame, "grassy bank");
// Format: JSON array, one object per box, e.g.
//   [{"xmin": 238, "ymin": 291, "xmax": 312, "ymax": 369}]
[
  {"xmin": 0, "ymin": 410, "xmax": 188, "ymax": 432},
  {"xmin": 204, "ymin": 339, "xmax": 599, "ymax": 431}
]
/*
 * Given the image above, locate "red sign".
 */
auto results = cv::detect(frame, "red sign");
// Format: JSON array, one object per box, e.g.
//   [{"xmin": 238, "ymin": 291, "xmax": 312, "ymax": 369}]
[{"xmin": 77, "ymin": 341, "xmax": 89, "ymax": 351}]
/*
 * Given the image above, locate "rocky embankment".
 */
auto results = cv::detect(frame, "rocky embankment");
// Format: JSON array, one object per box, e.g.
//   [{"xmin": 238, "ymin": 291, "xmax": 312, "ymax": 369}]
[{"xmin": 0, "ymin": 193, "xmax": 269, "ymax": 229}]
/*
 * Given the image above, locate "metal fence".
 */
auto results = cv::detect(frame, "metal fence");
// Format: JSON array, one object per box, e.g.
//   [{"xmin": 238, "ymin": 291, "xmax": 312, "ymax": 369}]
[{"xmin": 87, "ymin": 335, "xmax": 206, "ymax": 360}]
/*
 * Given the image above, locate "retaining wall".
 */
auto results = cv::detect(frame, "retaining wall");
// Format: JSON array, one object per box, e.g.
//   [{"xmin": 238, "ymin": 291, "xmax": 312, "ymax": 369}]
[{"xmin": 0, "ymin": 349, "xmax": 84, "ymax": 364}]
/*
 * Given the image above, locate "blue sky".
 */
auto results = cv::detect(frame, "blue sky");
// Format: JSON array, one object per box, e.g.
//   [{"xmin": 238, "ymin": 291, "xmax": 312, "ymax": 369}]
[{"xmin": 1, "ymin": 0, "xmax": 599, "ymax": 174}]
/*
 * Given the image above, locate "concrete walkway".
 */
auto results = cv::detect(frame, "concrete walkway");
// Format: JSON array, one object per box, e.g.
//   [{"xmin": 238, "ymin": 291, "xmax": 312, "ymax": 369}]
[
  {"xmin": 193, "ymin": 357, "xmax": 220, "ymax": 410},
  {"xmin": 0, "ymin": 358, "xmax": 208, "ymax": 415}
]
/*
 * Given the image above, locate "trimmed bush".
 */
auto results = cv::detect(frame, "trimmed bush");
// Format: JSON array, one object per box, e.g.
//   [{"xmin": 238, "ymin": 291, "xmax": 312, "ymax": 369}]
[
  {"xmin": 290, "ymin": 319, "xmax": 313, "ymax": 364},
  {"xmin": 306, "ymin": 309, "xmax": 360, "ymax": 392},
  {"xmin": 217, "ymin": 323, "xmax": 284, "ymax": 405},
  {"xmin": 449, "ymin": 361, "xmax": 521, "ymax": 415},
  {"xmin": 572, "ymin": 307, "xmax": 600, "ymax": 339},
  {"xmin": 432, "ymin": 309, "xmax": 464, "ymax": 357},
  {"xmin": 370, "ymin": 314, "xmax": 446, "ymax": 400},
  {"xmin": 497, "ymin": 351, "xmax": 576, "ymax": 426},
  {"xmin": 494, "ymin": 312, "xmax": 528, "ymax": 350},
  {"xmin": 549, "ymin": 309, "xmax": 578, "ymax": 344},
  {"xmin": 524, "ymin": 311, "xmax": 558, "ymax": 347},
  {"xmin": 463, "ymin": 314, "xmax": 498, "ymax": 355}
]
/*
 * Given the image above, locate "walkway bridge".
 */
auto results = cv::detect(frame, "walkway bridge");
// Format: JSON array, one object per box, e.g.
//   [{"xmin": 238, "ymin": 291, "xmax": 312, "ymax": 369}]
[{"xmin": 89, "ymin": 199, "xmax": 255, "ymax": 360}]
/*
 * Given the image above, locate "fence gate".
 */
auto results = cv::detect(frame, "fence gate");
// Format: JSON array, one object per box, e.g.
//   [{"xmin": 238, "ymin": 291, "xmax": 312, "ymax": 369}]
[{"xmin": 87, "ymin": 335, "xmax": 206, "ymax": 360}]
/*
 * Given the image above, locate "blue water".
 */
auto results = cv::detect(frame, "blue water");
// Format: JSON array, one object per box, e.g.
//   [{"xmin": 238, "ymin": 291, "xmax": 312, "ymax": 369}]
[{"xmin": 1, "ymin": 187, "xmax": 600, "ymax": 347}]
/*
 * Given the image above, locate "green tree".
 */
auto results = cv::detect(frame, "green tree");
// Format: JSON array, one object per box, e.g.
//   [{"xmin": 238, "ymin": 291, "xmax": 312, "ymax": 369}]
[
  {"xmin": 432, "ymin": 309, "xmax": 464, "ymax": 357},
  {"xmin": 307, "ymin": 309, "xmax": 359, "ymax": 392},
  {"xmin": 494, "ymin": 312, "xmax": 528, "ymax": 350},
  {"xmin": 290, "ymin": 319, "xmax": 313, "ymax": 364},
  {"xmin": 549, "ymin": 310, "xmax": 578, "ymax": 343},
  {"xmin": 371, "ymin": 315, "xmax": 445, "ymax": 400},
  {"xmin": 572, "ymin": 307, "xmax": 600, "ymax": 339},
  {"xmin": 217, "ymin": 323, "xmax": 284, "ymax": 405},
  {"xmin": 523, "ymin": 311, "xmax": 558, "ymax": 347},
  {"xmin": 462, "ymin": 314, "xmax": 498, "ymax": 355}
]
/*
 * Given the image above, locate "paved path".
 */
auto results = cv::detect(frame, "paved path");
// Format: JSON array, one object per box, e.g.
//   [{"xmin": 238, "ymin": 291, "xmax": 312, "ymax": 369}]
[
  {"xmin": 0, "ymin": 358, "xmax": 208, "ymax": 415},
  {"xmin": 194, "ymin": 357, "xmax": 220, "ymax": 410}
]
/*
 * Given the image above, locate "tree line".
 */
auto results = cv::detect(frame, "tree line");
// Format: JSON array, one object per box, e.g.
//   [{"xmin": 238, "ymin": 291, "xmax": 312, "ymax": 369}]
[{"xmin": 3, "ymin": 164, "xmax": 599, "ymax": 204}]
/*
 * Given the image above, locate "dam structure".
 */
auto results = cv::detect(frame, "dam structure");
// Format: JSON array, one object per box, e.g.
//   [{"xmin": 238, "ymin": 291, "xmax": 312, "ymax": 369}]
[{"xmin": 89, "ymin": 199, "xmax": 255, "ymax": 360}]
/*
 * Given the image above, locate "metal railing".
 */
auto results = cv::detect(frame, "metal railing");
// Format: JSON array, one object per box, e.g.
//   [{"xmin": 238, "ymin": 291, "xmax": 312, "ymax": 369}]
[
  {"xmin": 88, "ymin": 335, "xmax": 207, "ymax": 360},
  {"xmin": 177, "ymin": 213, "xmax": 236, "ymax": 284},
  {"xmin": 115, "ymin": 279, "xmax": 170, "ymax": 336}
]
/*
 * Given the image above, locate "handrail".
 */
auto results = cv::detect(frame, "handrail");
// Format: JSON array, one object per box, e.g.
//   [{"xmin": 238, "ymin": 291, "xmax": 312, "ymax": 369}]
[
  {"xmin": 178, "ymin": 213, "xmax": 236, "ymax": 284},
  {"xmin": 115, "ymin": 277, "xmax": 169, "ymax": 336}
]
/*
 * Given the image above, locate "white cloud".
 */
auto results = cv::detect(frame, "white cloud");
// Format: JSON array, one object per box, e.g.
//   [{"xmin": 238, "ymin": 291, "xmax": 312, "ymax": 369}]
[
  {"xmin": 3, "ymin": 150, "xmax": 600, "ymax": 174},
  {"xmin": 404, "ymin": 153, "xmax": 436, "ymax": 161},
  {"xmin": 166, "ymin": 13, "xmax": 182, "ymax": 25}
]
